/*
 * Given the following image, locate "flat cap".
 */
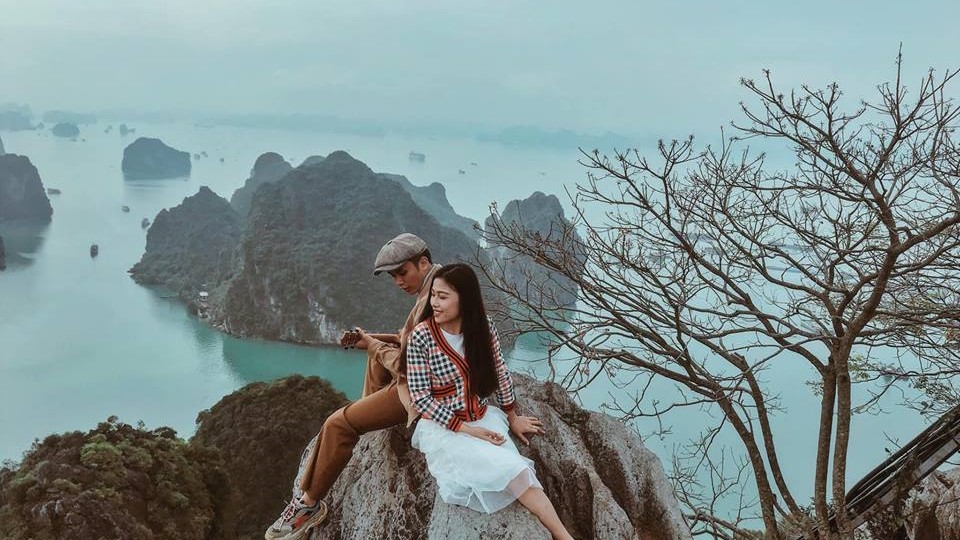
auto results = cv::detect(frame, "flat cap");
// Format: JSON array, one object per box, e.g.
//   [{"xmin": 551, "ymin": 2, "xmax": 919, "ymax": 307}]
[{"xmin": 373, "ymin": 233, "xmax": 428, "ymax": 275}]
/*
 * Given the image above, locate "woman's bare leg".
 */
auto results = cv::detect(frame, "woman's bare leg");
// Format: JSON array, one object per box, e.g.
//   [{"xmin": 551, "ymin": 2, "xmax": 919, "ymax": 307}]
[{"xmin": 517, "ymin": 487, "xmax": 574, "ymax": 540}]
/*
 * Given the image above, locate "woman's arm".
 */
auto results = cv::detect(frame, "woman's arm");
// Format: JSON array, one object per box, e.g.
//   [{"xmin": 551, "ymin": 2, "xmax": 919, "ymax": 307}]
[
  {"xmin": 406, "ymin": 329, "xmax": 466, "ymax": 432},
  {"xmin": 489, "ymin": 322, "xmax": 545, "ymax": 444},
  {"xmin": 489, "ymin": 323, "xmax": 517, "ymax": 412}
]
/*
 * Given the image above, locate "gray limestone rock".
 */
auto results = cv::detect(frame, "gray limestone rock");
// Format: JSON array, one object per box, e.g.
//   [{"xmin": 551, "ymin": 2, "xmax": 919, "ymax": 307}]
[
  {"xmin": 292, "ymin": 374, "xmax": 692, "ymax": 540},
  {"xmin": 907, "ymin": 466, "xmax": 960, "ymax": 540},
  {"xmin": 0, "ymin": 154, "xmax": 53, "ymax": 223},
  {"xmin": 385, "ymin": 173, "xmax": 480, "ymax": 242},
  {"xmin": 299, "ymin": 155, "xmax": 326, "ymax": 167},
  {"xmin": 51, "ymin": 122, "xmax": 80, "ymax": 138},
  {"xmin": 121, "ymin": 137, "xmax": 191, "ymax": 179},
  {"xmin": 218, "ymin": 150, "xmax": 480, "ymax": 345},
  {"xmin": 485, "ymin": 191, "xmax": 583, "ymax": 307},
  {"xmin": 229, "ymin": 152, "xmax": 293, "ymax": 218}
]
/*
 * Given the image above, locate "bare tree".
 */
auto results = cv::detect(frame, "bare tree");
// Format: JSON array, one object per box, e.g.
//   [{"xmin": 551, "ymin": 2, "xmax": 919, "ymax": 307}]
[{"xmin": 480, "ymin": 52, "xmax": 960, "ymax": 539}]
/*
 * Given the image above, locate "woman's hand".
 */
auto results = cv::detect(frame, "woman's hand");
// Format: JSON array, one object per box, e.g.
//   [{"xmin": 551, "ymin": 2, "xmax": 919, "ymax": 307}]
[
  {"xmin": 459, "ymin": 425, "xmax": 506, "ymax": 446},
  {"xmin": 508, "ymin": 415, "xmax": 545, "ymax": 445}
]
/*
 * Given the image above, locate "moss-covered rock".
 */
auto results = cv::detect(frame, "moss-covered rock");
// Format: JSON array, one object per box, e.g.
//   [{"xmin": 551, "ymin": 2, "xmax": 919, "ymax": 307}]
[
  {"xmin": 218, "ymin": 150, "xmax": 480, "ymax": 343},
  {"xmin": 0, "ymin": 418, "xmax": 231, "ymax": 540},
  {"xmin": 193, "ymin": 375, "xmax": 349, "ymax": 539},
  {"xmin": 129, "ymin": 186, "xmax": 242, "ymax": 300}
]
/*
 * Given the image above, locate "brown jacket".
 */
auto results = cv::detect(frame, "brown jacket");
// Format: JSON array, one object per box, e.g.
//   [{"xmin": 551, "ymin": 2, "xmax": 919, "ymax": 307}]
[{"xmin": 364, "ymin": 263, "xmax": 441, "ymax": 426}]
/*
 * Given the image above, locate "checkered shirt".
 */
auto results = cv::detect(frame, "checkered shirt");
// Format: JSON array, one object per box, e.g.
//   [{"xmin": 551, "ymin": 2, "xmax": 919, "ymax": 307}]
[{"xmin": 406, "ymin": 317, "xmax": 517, "ymax": 431}]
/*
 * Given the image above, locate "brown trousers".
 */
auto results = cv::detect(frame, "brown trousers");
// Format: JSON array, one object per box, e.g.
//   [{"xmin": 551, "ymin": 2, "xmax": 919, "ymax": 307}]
[{"xmin": 298, "ymin": 348, "xmax": 407, "ymax": 499}]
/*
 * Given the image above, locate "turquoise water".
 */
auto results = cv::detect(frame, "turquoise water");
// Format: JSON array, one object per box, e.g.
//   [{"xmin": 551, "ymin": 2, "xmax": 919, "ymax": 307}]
[
  {"xmin": 0, "ymin": 124, "xmax": 931, "ymax": 525},
  {"xmin": 0, "ymin": 124, "xmax": 584, "ymax": 462}
]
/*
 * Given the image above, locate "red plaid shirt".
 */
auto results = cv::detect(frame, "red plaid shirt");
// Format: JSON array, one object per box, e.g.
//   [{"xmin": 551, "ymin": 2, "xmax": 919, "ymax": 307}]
[{"xmin": 406, "ymin": 317, "xmax": 517, "ymax": 431}]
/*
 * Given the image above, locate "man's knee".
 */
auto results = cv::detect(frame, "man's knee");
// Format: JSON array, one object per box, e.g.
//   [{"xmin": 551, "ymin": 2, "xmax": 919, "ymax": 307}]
[{"xmin": 323, "ymin": 406, "xmax": 358, "ymax": 441}]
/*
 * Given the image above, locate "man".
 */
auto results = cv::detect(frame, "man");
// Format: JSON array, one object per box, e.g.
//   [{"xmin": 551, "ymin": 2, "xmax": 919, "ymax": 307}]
[
  {"xmin": 265, "ymin": 233, "xmax": 439, "ymax": 539},
  {"xmin": 266, "ymin": 233, "xmax": 543, "ymax": 540}
]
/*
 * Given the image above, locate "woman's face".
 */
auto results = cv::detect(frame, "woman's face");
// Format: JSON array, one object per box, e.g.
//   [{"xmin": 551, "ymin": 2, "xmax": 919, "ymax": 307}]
[{"xmin": 430, "ymin": 277, "xmax": 461, "ymax": 326}]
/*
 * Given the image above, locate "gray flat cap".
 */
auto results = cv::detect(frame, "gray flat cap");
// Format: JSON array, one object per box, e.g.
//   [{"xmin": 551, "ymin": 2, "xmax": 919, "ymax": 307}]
[{"xmin": 373, "ymin": 233, "xmax": 428, "ymax": 275}]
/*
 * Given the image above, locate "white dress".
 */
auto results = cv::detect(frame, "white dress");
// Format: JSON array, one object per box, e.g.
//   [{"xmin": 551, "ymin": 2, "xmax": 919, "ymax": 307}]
[{"xmin": 410, "ymin": 329, "xmax": 543, "ymax": 514}]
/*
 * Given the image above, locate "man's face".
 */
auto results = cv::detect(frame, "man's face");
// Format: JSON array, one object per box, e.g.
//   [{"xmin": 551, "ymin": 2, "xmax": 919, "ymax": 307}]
[{"xmin": 387, "ymin": 258, "xmax": 427, "ymax": 295}]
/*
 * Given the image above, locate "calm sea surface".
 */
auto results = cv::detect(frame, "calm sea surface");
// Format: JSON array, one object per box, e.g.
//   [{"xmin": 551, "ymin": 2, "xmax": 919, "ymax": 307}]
[{"xmin": 0, "ymin": 123, "xmax": 927, "ymax": 520}]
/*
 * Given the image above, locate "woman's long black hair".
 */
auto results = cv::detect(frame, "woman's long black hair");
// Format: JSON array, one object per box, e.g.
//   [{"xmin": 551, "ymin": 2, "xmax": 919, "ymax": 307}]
[{"xmin": 418, "ymin": 263, "xmax": 497, "ymax": 398}]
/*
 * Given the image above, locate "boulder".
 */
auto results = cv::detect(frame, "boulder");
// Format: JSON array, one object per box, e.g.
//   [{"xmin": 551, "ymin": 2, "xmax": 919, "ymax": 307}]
[
  {"xmin": 296, "ymin": 374, "xmax": 692, "ymax": 540},
  {"xmin": 907, "ymin": 467, "xmax": 960, "ymax": 540}
]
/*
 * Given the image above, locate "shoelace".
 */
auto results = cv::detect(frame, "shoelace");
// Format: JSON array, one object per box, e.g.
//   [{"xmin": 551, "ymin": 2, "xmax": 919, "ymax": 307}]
[{"xmin": 280, "ymin": 498, "xmax": 304, "ymax": 521}]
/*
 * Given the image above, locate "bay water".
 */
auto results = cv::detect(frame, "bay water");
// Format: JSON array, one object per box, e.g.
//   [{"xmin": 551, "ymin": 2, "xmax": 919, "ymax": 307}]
[{"xmin": 0, "ymin": 123, "xmax": 928, "ymax": 522}]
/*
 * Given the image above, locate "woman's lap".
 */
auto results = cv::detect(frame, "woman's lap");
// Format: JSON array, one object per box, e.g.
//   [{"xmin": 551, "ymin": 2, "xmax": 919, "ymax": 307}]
[{"xmin": 412, "ymin": 407, "xmax": 542, "ymax": 513}]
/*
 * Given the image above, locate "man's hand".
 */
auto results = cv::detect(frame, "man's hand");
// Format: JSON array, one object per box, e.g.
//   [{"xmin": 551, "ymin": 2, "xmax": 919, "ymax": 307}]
[
  {"xmin": 341, "ymin": 330, "xmax": 400, "ymax": 351},
  {"xmin": 340, "ymin": 328, "xmax": 371, "ymax": 350},
  {"xmin": 459, "ymin": 425, "xmax": 506, "ymax": 446},
  {"xmin": 508, "ymin": 415, "xmax": 545, "ymax": 445}
]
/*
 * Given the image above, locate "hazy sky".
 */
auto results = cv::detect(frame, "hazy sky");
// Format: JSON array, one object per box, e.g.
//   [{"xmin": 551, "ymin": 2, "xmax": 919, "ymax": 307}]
[{"xmin": 1, "ymin": 1, "xmax": 958, "ymax": 137}]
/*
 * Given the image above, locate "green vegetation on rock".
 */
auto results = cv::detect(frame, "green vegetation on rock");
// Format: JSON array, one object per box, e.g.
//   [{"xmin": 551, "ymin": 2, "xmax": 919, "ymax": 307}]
[{"xmin": 0, "ymin": 418, "xmax": 231, "ymax": 540}]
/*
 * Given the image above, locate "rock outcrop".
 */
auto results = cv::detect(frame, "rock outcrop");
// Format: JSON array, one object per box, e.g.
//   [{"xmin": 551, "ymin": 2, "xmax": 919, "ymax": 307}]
[
  {"xmin": 906, "ymin": 467, "xmax": 960, "ymax": 540},
  {"xmin": 0, "ymin": 134, "xmax": 5, "ymax": 155},
  {"xmin": 121, "ymin": 137, "xmax": 191, "ymax": 179},
  {"xmin": 284, "ymin": 373, "xmax": 692, "ymax": 540},
  {"xmin": 51, "ymin": 122, "xmax": 80, "ymax": 138},
  {"xmin": 0, "ymin": 154, "xmax": 53, "ymax": 223},
  {"xmin": 229, "ymin": 152, "xmax": 293, "ymax": 218},
  {"xmin": 0, "ymin": 374, "xmax": 688, "ymax": 540},
  {"xmin": 0, "ymin": 376, "xmax": 347, "ymax": 540},
  {"xmin": 0, "ymin": 418, "xmax": 231, "ymax": 540},
  {"xmin": 192, "ymin": 376, "xmax": 348, "ymax": 540},
  {"xmin": 217, "ymin": 151, "xmax": 479, "ymax": 344},
  {"xmin": 485, "ymin": 191, "xmax": 583, "ymax": 307},
  {"xmin": 129, "ymin": 186, "xmax": 242, "ymax": 299},
  {"xmin": 129, "ymin": 151, "xmax": 509, "ymax": 345},
  {"xmin": 386, "ymin": 174, "xmax": 480, "ymax": 241},
  {"xmin": 299, "ymin": 155, "xmax": 326, "ymax": 167},
  {"xmin": 0, "ymin": 104, "xmax": 33, "ymax": 131}
]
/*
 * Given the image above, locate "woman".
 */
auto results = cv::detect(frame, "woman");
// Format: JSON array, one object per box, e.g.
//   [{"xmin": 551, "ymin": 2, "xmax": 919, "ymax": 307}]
[{"xmin": 405, "ymin": 264, "xmax": 574, "ymax": 540}]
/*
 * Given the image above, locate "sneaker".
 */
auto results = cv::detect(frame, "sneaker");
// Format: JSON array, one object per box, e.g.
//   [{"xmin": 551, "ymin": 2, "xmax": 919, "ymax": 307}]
[{"xmin": 264, "ymin": 497, "xmax": 328, "ymax": 540}]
